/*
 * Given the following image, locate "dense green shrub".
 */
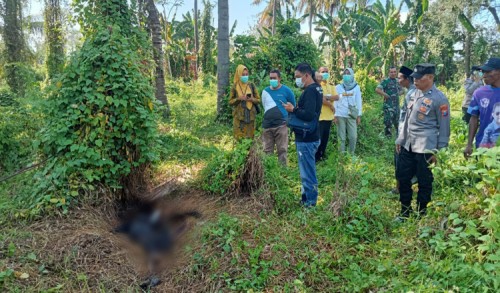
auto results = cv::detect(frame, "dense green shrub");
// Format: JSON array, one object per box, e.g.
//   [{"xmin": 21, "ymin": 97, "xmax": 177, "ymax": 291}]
[
  {"xmin": 201, "ymin": 139, "xmax": 253, "ymax": 195},
  {"xmin": 0, "ymin": 88, "xmax": 44, "ymax": 174},
  {"xmin": 233, "ymin": 18, "xmax": 321, "ymax": 83},
  {"xmin": 35, "ymin": 0, "xmax": 158, "ymax": 210},
  {"xmin": 1, "ymin": 63, "xmax": 43, "ymax": 98}
]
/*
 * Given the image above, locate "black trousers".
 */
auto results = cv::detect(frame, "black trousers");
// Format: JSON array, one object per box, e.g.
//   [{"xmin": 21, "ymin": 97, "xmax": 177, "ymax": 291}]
[
  {"xmin": 462, "ymin": 107, "xmax": 471, "ymax": 124},
  {"xmin": 316, "ymin": 120, "xmax": 333, "ymax": 162},
  {"xmin": 396, "ymin": 147, "xmax": 434, "ymax": 215}
]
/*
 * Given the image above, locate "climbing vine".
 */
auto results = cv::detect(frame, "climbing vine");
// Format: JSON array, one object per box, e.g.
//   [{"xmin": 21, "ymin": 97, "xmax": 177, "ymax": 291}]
[
  {"xmin": 44, "ymin": 0, "xmax": 65, "ymax": 79},
  {"xmin": 35, "ymin": 0, "xmax": 159, "ymax": 211},
  {"xmin": 0, "ymin": 0, "xmax": 27, "ymax": 95}
]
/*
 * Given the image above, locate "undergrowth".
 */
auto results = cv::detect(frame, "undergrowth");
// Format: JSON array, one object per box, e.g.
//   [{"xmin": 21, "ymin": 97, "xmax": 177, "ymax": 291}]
[{"xmin": 1, "ymin": 75, "xmax": 498, "ymax": 291}]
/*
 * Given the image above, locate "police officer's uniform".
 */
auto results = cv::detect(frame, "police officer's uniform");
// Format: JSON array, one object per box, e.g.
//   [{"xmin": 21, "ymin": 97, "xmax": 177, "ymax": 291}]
[{"xmin": 395, "ymin": 64, "xmax": 450, "ymax": 218}]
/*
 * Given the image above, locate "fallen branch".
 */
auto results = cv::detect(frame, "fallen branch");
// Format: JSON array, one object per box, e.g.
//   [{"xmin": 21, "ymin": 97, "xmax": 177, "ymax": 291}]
[{"xmin": 0, "ymin": 160, "xmax": 47, "ymax": 183}]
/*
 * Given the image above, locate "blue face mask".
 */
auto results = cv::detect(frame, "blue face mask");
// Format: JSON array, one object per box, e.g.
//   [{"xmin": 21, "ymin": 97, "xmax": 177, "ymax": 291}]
[
  {"xmin": 240, "ymin": 76, "xmax": 249, "ymax": 83},
  {"xmin": 295, "ymin": 77, "xmax": 304, "ymax": 88},
  {"xmin": 321, "ymin": 73, "xmax": 330, "ymax": 80},
  {"xmin": 270, "ymin": 79, "xmax": 279, "ymax": 88},
  {"xmin": 343, "ymin": 75, "xmax": 353, "ymax": 83}
]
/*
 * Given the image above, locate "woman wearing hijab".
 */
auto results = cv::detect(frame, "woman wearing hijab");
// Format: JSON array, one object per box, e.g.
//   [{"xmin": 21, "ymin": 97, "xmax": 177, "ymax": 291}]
[
  {"xmin": 229, "ymin": 65, "xmax": 261, "ymax": 139},
  {"xmin": 334, "ymin": 68, "xmax": 362, "ymax": 154}
]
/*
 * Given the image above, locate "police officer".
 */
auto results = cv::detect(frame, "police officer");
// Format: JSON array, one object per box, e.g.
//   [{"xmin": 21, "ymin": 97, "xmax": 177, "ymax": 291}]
[
  {"xmin": 398, "ymin": 66, "xmax": 416, "ymax": 124},
  {"xmin": 391, "ymin": 66, "xmax": 416, "ymax": 194},
  {"xmin": 395, "ymin": 64, "xmax": 450, "ymax": 220},
  {"xmin": 376, "ymin": 66, "xmax": 402, "ymax": 137}
]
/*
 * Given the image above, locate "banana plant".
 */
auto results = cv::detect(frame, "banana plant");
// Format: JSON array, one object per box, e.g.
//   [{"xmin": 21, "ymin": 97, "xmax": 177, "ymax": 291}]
[{"xmin": 352, "ymin": 0, "xmax": 410, "ymax": 75}]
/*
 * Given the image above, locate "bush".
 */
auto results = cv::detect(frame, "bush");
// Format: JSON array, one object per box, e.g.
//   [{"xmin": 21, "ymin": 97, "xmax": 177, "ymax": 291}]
[
  {"xmin": 0, "ymin": 88, "xmax": 43, "ymax": 174},
  {"xmin": 34, "ymin": 0, "xmax": 159, "ymax": 210}
]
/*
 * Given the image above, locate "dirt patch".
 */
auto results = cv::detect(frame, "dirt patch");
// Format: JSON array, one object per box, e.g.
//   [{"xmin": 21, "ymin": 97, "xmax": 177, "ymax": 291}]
[{"xmin": 1, "ymin": 188, "xmax": 222, "ymax": 292}]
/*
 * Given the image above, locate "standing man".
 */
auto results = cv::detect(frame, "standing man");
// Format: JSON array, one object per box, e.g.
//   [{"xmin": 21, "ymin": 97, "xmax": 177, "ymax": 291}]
[
  {"xmin": 316, "ymin": 66, "xmax": 339, "ymax": 162},
  {"xmin": 376, "ymin": 66, "xmax": 402, "ymax": 137},
  {"xmin": 391, "ymin": 66, "xmax": 416, "ymax": 194},
  {"xmin": 464, "ymin": 57, "xmax": 500, "ymax": 157},
  {"xmin": 283, "ymin": 63, "xmax": 322, "ymax": 207},
  {"xmin": 395, "ymin": 64, "xmax": 450, "ymax": 220},
  {"xmin": 261, "ymin": 69, "xmax": 296, "ymax": 165}
]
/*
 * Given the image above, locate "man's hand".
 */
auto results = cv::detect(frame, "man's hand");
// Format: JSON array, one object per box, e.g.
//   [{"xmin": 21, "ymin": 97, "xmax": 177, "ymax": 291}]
[
  {"xmin": 238, "ymin": 95, "xmax": 247, "ymax": 101},
  {"xmin": 427, "ymin": 155, "xmax": 437, "ymax": 165},
  {"xmin": 463, "ymin": 145, "xmax": 473, "ymax": 159},
  {"xmin": 356, "ymin": 116, "xmax": 361, "ymax": 125},
  {"xmin": 396, "ymin": 144, "xmax": 401, "ymax": 154},
  {"xmin": 333, "ymin": 117, "xmax": 338, "ymax": 125},
  {"xmin": 282, "ymin": 102, "xmax": 294, "ymax": 113}
]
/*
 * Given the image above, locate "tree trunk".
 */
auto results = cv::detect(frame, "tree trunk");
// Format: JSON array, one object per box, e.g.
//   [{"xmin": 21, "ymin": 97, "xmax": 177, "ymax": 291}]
[
  {"xmin": 272, "ymin": 0, "xmax": 276, "ymax": 35},
  {"xmin": 145, "ymin": 0, "xmax": 169, "ymax": 116},
  {"xmin": 465, "ymin": 6, "xmax": 474, "ymax": 75},
  {"xmin": 464, "ymin": 31, "xmax": 472, "ymax": 75},
  {"xmin": 309, "ymin": 12, "xmax": 313, "ymax": 36},
  {"xmin": 194, "ymin": 0, "xmax": 199, "ymax": 79},
  {"xmin": 44, "ymin": 0, "xmax": 65, "ymax": 80},
  {"xmin": 1, "ymin": 0, "xmax": 25, "ymax": 95},
  {"xmin": 217, "ymin": 0, "xmax": 230, "ymax": 116}
]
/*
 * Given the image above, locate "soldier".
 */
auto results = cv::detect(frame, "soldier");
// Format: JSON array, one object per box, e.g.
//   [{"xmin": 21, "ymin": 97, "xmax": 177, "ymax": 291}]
[
  {"xmin": 395, "ymin": 64, "xmax": 450, "ymax": 221},
  {"xmin": 376, "ymin": 66, "xmax": 402, "ymax": 137}
]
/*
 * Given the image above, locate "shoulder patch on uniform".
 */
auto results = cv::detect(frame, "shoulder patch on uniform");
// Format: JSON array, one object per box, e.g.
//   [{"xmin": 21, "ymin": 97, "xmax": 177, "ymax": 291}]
[{"xmin": 440, "ymin": 104, "xmax": 449, "ymax": 117}]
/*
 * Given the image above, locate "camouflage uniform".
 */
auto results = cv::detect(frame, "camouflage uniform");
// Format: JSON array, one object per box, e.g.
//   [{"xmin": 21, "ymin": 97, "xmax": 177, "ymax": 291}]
[{"xmin": 378, "ymin": 78, "xmax": 402, "ymax": 136}]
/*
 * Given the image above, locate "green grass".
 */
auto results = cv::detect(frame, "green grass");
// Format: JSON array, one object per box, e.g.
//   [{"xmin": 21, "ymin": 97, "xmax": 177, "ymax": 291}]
[{"xmin": 0, "ymin": 78, "xmax": 498, "ymax": 292}]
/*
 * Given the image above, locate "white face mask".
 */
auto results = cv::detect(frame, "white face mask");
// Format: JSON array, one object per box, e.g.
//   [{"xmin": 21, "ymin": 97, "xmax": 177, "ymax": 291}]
[{"xmin": 295, "ymin": 77, "xmax": 304, "ymax": 88}]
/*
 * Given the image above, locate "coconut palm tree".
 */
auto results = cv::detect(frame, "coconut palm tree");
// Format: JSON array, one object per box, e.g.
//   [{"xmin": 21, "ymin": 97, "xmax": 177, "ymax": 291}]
[
  {"xmin": 252, "ymin": 0, "xmax": 295, "ymax": 35},
  {"xmin": 353, "ymin": 0, "xmax": 409, "ymax": 73}
]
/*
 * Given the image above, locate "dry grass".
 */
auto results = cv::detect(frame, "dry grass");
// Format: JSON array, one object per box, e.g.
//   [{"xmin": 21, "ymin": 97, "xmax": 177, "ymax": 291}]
[
  {"xmin": 0, "ymin": 188, "xmax": 223, "ymax": 292},
  {"xmin": 228, "ymin": 140, "xmax": 265, "ymax": 198}
]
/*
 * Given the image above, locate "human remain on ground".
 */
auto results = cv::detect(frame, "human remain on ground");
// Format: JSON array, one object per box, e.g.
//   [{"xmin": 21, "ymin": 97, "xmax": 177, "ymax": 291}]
[
  {"xmin": 334, "ymin": 68, "xmax": 362, "ymax": 154},
  {"xmin": 461, "ymin": 67, "xmax": 483, "ymax": 124},
  {"xmin": 395, "ymin": 63, "xmax": 450, "ymax": 221},
  {"xmin": 261, "ymin": 69, "xmax": 296, "ymax": 165},
  {"xmin": 376, "ymin": 66, "xmax": 402, "ymax": 137},
  {"xmin": 316, "ymin": 66, "xmax": 339, "ymax": 162},
  {"xmin": 229, "ymin": 64, "xmax": 261, "ymax": 140},
  {"xmin": 283, "ymin": 63, "xmax": 322, "ymax": 207},
  {"xmin": 464, "ymin": 57, "xmax": 500, "ymax": 157}
]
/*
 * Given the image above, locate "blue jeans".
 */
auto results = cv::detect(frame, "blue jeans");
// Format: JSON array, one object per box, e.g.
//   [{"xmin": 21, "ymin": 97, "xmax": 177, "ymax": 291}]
[{"xmin": 296, "ymin": 140, "xmax": 320, "ymax": 206}]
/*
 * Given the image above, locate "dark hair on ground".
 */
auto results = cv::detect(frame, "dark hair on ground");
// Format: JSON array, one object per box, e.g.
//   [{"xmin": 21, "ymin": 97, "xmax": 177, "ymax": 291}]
[
  {"xmin": 295, "ymin": 63, "xmax": 318, "ymax": 83},
  {"xmin": 270, "ymin": 69, "xmax": 281, "ymax": 78}
]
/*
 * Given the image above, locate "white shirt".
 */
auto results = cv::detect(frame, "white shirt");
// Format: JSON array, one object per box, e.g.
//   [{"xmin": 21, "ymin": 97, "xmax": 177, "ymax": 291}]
[{"xmin": 334, "ymin": 84, "xmax": 362, "ymax": 118}]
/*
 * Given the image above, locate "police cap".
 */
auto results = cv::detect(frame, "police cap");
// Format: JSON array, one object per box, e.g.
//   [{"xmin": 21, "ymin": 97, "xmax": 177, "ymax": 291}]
[
  {"xmin": 410, "ymin": 63, "xmax": 435, "ymax": 79},
  {"xmin": 399, "ymin": 66, "xmax": 413, "ymax": 77}
]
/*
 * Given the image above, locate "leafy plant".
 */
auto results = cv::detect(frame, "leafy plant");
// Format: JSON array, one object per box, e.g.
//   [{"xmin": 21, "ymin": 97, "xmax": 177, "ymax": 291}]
[{"xmin": 34, "ymin": 0, "xmax": 159, "ymax": 210}]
